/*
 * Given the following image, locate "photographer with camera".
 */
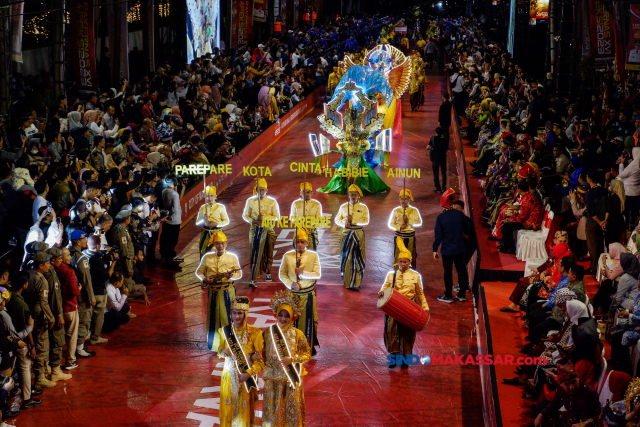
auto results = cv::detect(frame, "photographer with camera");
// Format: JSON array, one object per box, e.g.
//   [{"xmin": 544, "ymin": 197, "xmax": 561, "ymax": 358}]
[
  {"xmin": 94, "ymin": 214, "xmax": 113, "ymax": 250},
  {"xmin": 85, "ymin": 235, "xmax": 117, "ymax": 346}
]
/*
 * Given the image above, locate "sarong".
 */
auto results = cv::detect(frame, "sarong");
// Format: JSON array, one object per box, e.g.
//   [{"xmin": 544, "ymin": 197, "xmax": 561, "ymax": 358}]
[
  {"xmin": 262, "ymin": 378, "xmax": 306, "ymax": 427},
  {"xmin": 384, "ymin": 314, "xmax": 417, "ymax": 355},
  {"xmin": 199, "ymin": 227, "xmax": 222, "ymax": 258},
  {"xmin": 249, "ymin": 225, "xmax": 276, "ymax": 281},
  {"xmin": 219, "ymin": 357, "xmax": 259, "ymax": 427},
  {"xmin": 394, "ymin": 230, "xmax": 417, "ymax": 269},
  {"xmin": 340, "ymin": 228, "xmax": 366, "ymax": 290},
  {"xmin": 293, "ymin": 284, "xmax": 319, "ymax": 356},
  {"xmin": 207, "ymin": 283, "xmax": 235, "ymax": 351}
]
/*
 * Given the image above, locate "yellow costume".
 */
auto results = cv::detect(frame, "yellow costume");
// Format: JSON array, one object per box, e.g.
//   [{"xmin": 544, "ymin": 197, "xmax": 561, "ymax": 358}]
[
  {"xmin": 242, "ymin": 178, "xmax": 281, "ymax": 282},
  {"xmin": 387, "ymin": 189, "xmax": 422, "ymax": 268},
  {"xmin": 290, "ymin": 183, "xmax": 323, "ymax": 250},
  {"xmin": 217, "ymin": 297, "xmax": 265, "ymax": 427},
  {"xmin": 196, "ymin": 186, "xmax": 230, "ymax": 258},
  {"xmin": 262, "ymin": 290, "xmax": 311, "ymax": 427},
  {"xmin": 195, "ymin": 232, "xmax": 242, "ymax": 351},
  {"xmin": 335, "ymin": 184, "xmax": 369, "ymax": 290},
  {"xmin": 279, "ymin": 228, "xmax": 321, "ymax": 355},
  {"xmin": 380, "ymin": 238, "xmax": 429, "ymax": 357}
]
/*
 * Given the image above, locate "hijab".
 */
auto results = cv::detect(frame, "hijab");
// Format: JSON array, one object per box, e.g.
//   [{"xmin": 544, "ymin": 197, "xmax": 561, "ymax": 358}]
[
  {"xmin": 620, "ymin": 252, "xmax": 640, "ymax": 278},
  {"xmin": 607, "ymin": 243, "xmax": 629, "ymax": 280},
  {"xmin": 83, "ymin": 110, "xmax": 99, "ymax": 125},
  {"xmin": 609, "ymin": 179, "xmax": 626, "ymax": 213},
  {"xmin": 566, "ymin": 300, "xmax": 590, "ymax": 325},
  {"xmin": 68, "ymin": 111, "xmax": 83, "ymax": 130}
]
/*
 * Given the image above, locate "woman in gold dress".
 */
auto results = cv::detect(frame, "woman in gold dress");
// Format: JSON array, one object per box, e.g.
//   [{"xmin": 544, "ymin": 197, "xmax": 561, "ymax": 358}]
[
  {"xmin": 216, "ymin": 296, "xmax": 265, "ymax": 427},
  {"xmin": 261, "ymin": 290, "xmax": 311, "ymax": 427}
]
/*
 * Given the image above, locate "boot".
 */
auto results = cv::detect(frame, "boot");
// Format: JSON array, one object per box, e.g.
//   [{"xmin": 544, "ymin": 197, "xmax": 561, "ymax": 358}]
[
  {"xmin": 34, "ymin": 374, "xmax": 57, "ymax": 388},
  {"xmin": 51, "ymin": 366, "xmax": 72, "ymax": 382}
]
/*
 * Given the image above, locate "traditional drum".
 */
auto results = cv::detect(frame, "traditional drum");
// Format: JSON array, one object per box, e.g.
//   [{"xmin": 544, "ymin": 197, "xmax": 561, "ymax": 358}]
[{"xmin": 377, "ymin": 287, "xmax": 429, "ymax": 331}]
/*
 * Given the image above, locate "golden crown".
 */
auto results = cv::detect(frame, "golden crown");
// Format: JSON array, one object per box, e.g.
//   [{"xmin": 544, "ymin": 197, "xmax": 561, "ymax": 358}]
[{"xmin": 269, "ymin": 290, "xmax": 302, "ymax": 317}]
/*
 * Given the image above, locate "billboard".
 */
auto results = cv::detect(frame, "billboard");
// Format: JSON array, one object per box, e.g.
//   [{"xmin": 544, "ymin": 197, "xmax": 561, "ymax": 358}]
[
  {"xmin": 69, "ymin": 0, "xmax": 99, "ymax": 94},
  {"xmin": 186, "ymin": 0, "xmax": 220, "ymax": 63},
  {"xmin": 529, "ymin": 0, "xmax": 549, "ymax": 25},
  {"xmin": 627, "ymin": 4, "xmax": 640, "ymax": 71}
]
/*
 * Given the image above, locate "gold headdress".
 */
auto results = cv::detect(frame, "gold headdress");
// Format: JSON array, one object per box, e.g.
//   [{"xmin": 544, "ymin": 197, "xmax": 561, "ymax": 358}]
[
  {"xmin": 205, "ymin": 185, "xmax": 217, "ymax": 195},
  {"xmin": 295, "ymin": 228, "xmax": 309, "ymax": 242},
  {"xmin": 300, "ymin": 182, "xmax": 313, "ymax": 191},
  {"xmin": 395, "ymin": 237, "xmax": 412, "ymax": 261},
  {"xmin": 269, "ymin": 290, "xmax": 302, "ymax": 318},
  {"xmin": 231, "ymin": 295, "xmax": 250, "ymax": 312},
  {"xmin": 253, "ymin": 178, "xmax": 268, "ymax": 194},
  {"xmin": 212, "ymin": 231, "xmax": 227, "ymax": 243},
  {"xmin": 399, "ymin": 188, "xmax": 413, "ymax": 201},
  {"xmin": 347, "ymin": 183, "xmax": 363, "ymax": 198}
]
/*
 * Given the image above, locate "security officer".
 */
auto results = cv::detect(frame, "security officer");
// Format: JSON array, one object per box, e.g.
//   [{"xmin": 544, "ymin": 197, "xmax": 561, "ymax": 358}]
[
  {"xmin": 113, "ymin": 210, "xmax": 135, "ymax": 289},
  {"xmin": 68, "ymin": 230, "xmax": 96, "ymax": 359},
  {"xmin": 30, "ymin": 252, "xmax": 56, "ymax": 388},
  {"xmin": 44, "ymin": 248, "xmax": 72, "ymax": 382}
]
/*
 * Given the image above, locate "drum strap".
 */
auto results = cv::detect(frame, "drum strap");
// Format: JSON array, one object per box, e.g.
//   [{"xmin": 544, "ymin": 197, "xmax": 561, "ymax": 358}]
[{"xmin": 392, "ymin": 270, "xmax": 397, "ymax": 289}]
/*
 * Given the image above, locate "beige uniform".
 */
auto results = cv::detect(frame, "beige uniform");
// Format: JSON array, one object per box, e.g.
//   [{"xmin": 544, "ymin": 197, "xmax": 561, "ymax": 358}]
[
  {"xmin": 242, "ymin": 196, "xmax": 281, "ymax": 224},
  {"xmin": 380, "ymin": 269, "xmax": 429, "ymax": 311},
  {"xmin": 290, "ymin": 199, "xmax": 323, "ymax": 250},
  {"xmin": 278, "ymin": 250, "xmax": 321, "ymax": 290},
  {"xmin": 334, "ymin": 202, "xmax": 369, "ymax": 228},
  {"xmin": 195, "ymin": 252, "xmax": 242, "ymax": 283},
  {"xmin": 388, "ymin": 205, "xmax": 423, "ymax": 232},
  {"xmin": 195, "ymin": 203, "xmax": 230, "ymax": 228}
]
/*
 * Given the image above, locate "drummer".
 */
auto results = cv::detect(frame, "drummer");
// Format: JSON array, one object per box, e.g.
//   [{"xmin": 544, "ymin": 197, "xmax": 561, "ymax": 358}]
[{"xmin": 378, "ymin": 237, "xmax": 429, "ymax": 369}]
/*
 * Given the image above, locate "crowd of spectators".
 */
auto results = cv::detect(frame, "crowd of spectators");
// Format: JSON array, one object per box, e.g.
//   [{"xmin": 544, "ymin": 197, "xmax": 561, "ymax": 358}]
[
  {"xmin": 442, "ymin": 15, "xmax": 640, "ymax": 426},
  {"xmin": 0, "ymin": 11, "xmax": 399, "ymax": 425}
]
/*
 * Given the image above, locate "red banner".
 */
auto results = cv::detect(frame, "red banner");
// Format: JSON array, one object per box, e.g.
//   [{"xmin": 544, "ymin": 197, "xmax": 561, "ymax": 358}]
[
  {"xmin": 231, "ymin": 0, "xmax": 253, "ymax": 49},
  {"xmin": 69, "ymin": 0, "xmax": 99, "ymax": 94},
  {"xmin": 626, "ymin": 4, "xmax": 640, "ymax": 71},
  {"xmin": 589, "ymin": 0, "xmax": 615, "ymax": 70}
]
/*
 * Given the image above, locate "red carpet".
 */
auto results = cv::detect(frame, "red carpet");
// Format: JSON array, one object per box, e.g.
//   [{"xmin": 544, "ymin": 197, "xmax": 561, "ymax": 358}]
[{"xmin": 15, "ymin": 73, "xmax": 484, "ymax": 426}]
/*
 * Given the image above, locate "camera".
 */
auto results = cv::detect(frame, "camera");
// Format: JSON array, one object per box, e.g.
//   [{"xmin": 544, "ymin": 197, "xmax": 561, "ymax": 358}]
[
  {"xmin": 160, "ymin": 210, "xmax": 170, "ymax": 218},
  {"xmin": 110, "ymin": 245, "xmax": 120, "ymax": 254}
]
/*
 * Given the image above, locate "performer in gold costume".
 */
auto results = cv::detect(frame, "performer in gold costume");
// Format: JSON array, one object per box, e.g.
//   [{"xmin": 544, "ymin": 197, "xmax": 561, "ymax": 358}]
[
  {"xmin": 261, "ymin": 290, "xmax": 311, "ymax": 427},
  {"xmin": 289, "ymin": 182, "xmax": 323, "ymax": 251},
  {"xmin": 196, "ymin": 185, "xmax": 230, "ymax": 258},
  {"xmin": 279, "ymin": 228, "xmax": 321, "ymax": 356},
  {"xmin": 195, "ymin": 231, "xmax": 242, "ymax": 351},
  {"xmin": 378, "ymin": 238, "xmax": 429, "ymax": 369},
  {"xmin": 242, "ymin": 178, "xmax": 281, "ymax": 287},
  {"xmin": 217, "ymin": 296, "xmax": 265, "ymax": 427},
  {"xmin": 387, "ymin": 188, "xmax": 422, "ymax": 269},
  {"xmin": 335, "ymin": 184, "xmax": 369, "ymax": 291}
]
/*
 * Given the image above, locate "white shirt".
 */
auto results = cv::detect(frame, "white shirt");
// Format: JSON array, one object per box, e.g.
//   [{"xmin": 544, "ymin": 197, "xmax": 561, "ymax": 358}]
[
  {"xmin": 292, "ymin": 53, "xmax": 300, "ymax": 67},
  {"xmin": 32, "ymin": 195, "xmax": 48, "ymax": 224},
  {"xmin": 619, "ymin": 148, "xmax": 640, "ymax": 197},
  {"xmin": 105, "ymin": 282, "xmax": 128, "ymax": 313}
]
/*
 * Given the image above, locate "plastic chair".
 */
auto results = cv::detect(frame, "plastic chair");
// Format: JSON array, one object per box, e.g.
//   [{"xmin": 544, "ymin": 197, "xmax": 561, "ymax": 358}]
[{"xmin": 516, "ymin": 211, "xmax": 554, "ymax": 261}]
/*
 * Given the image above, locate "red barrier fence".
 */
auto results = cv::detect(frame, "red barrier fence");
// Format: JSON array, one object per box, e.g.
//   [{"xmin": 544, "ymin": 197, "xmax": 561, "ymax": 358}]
[{"xmin": 179, "ymin": 86, "xmax": 326, "ymax": 228}]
